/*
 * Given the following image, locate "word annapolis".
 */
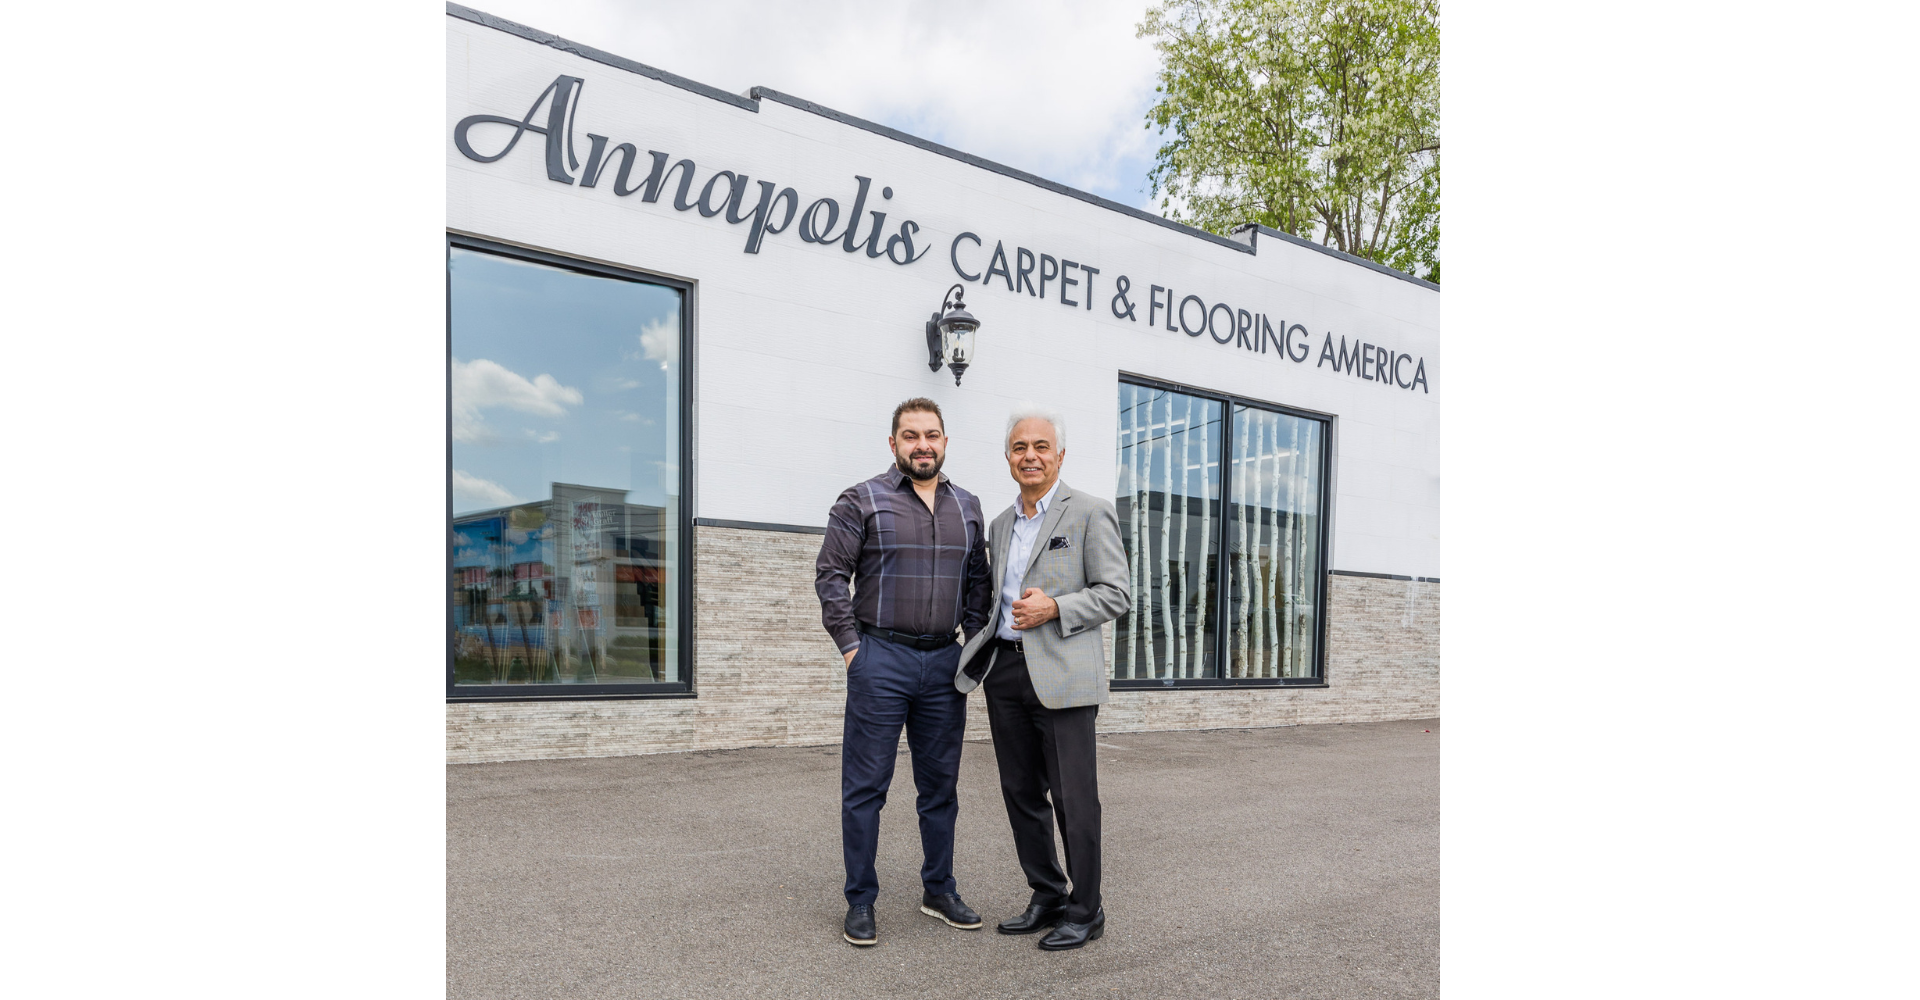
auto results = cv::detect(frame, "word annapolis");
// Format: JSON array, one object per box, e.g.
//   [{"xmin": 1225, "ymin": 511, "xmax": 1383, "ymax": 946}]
[
  {"xmin": 453, "ymin": 74, "xmax": 1428, "ymax": 394},
  {"xmin": 455, "ymin": 75, "xmax": 931, "ymax": 263}
]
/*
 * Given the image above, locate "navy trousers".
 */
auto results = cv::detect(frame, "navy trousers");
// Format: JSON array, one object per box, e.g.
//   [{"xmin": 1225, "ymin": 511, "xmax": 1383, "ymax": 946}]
[{"xmin": 841, "ymin": 633, "xmax": 967, "ymax": 906}]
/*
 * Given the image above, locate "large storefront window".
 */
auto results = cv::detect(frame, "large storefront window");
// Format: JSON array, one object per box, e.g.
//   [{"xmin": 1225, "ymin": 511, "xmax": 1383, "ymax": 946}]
[
  {"xmin": 447, "ymin": 238, "xmax": 690, "ymax": 698},
  {"xmin": 1114, "ymin": 378, "xmax": 1329, "ymax": 684}
]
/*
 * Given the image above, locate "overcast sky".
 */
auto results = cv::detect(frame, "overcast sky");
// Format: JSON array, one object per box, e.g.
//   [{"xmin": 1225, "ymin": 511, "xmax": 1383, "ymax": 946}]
[{"xmin": 466, "ymin": 0, "xmax": 1170, "ymax": 210}]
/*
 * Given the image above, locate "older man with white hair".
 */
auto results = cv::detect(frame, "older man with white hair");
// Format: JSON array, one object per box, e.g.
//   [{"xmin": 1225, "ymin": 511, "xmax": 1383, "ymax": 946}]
[{"xmin": 953, "ymin": 405, "xmax": 1130, "ymax": 951}]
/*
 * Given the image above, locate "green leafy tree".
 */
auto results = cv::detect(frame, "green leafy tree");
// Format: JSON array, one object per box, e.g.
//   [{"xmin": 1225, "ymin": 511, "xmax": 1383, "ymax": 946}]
[{"xmin": 1139, "ymin": 0, "xmax": 1440, "ymax": 282}]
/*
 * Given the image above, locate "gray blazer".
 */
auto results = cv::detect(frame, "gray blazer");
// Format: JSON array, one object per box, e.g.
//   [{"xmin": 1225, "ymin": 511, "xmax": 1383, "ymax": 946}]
[{"xmin": 954, "ymin": 480, "xmax": 1131, "ymax": 709}]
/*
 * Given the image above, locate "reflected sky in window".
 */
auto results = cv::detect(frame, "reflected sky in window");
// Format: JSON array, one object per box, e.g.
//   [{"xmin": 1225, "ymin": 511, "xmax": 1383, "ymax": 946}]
[{"xmin": 449, "ymin": 248, "xmax": 682, "ymax": 514}]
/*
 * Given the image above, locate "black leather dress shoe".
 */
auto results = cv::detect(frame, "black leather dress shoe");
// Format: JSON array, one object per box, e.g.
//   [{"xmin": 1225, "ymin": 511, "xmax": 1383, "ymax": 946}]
[
  {"xmin": 1037, "ymin": 908, "xmax": 1105, "ymax": 951},
  {"xmin": 844, "ymin": 903, "xmax": 877, "ymax": 946},
  {"xmin": 919, "ymin": 891, "xmax": 983, "ymax": 929},
  {"xmin": 996, "ymin": 902, "xmax": 1067, "ymax": 935}
]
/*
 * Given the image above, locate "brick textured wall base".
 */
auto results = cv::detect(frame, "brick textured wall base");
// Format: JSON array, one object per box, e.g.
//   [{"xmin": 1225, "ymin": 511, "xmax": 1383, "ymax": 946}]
[{"xmin": 447, "ymin": 526, "xmax": 1439, "ymax": 763}]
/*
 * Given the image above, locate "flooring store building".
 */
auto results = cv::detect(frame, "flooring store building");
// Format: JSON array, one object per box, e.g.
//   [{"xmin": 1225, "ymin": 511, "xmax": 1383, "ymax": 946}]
[{"xmin": 444, "ymin": 5, "xmax": 1440, "ymax": 764}]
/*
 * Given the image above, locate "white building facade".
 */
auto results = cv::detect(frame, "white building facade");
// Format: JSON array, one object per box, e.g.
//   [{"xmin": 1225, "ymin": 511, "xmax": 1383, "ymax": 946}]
[{"xmin": 443, "ymin": 5, "xmax": 1439, "ymax": 763}]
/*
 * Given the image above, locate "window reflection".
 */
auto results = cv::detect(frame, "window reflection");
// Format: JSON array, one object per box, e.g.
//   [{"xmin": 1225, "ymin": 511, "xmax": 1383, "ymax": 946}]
[
  {"xmin": 448, "ymin": 246, "xmax": 683, "ymax": 687},
  {"xmin": 1113, "ymin": 382, "xmax": 1327, "ymax": 683},
  {"xmin": 1225, "ymin": 405, "xmax": 1323, "ymax": 679},
  {"xmin": 1115, "ymin": 384, "xmax": 1222, "ymax": 678},
  {"xmin": 451, "ymin": 486, "xmax": 677, "ymax": 684}
]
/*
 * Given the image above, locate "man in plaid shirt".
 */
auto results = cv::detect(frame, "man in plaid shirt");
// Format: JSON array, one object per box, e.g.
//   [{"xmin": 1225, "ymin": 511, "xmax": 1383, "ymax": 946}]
[{"xmin": 815, "ymin": 397, "xmax": 993, "ymax": 947}]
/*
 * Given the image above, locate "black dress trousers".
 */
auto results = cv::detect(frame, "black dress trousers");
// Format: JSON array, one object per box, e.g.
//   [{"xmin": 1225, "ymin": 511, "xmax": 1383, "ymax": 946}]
[{"xmin": 982, "ymin": 645, "xmax": 1102, "ymax": 923}]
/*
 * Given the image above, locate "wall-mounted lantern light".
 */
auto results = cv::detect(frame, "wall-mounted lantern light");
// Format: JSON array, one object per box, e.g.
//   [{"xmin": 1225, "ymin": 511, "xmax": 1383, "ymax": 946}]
[{"xmin": 925, "ymin": 284, "xmax": 979, "ymax": 386}]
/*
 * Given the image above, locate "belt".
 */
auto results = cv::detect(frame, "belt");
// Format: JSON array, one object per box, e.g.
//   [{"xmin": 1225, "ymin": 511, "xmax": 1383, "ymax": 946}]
[
  {"xmin": 856, "ymin": 621, "xmax": 957, "ymax": 651},
  {"xmin": 991, "ymin": 635, "xmax": 1025, "ymax": 654}
]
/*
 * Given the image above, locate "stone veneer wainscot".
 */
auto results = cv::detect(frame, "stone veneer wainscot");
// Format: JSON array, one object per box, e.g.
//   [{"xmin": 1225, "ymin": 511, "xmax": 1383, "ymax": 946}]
[{"xmin": 446, "ymin": 525, "xmax": 1439, "ymax": 764}]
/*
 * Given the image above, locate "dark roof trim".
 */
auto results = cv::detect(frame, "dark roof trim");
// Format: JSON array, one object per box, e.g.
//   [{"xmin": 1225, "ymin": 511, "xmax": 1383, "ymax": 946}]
[
  {"xmin": 1330, "ymin": 569, "xmax": 1441, "ymax": 583},
  {"xmin": 451, "ymin": 4, "xmax": 1444, "ymax": 276},
  {"xmin": 446, "ymin": 3, "xmax": 756, "ymax": 111},
  {"xmin": 747, "ymin": 88, "xmax": 1251, "ymax": 255},
  {"xmin": 1234, "ymin": 224, "xmax": 1439, "ymax": 290}
]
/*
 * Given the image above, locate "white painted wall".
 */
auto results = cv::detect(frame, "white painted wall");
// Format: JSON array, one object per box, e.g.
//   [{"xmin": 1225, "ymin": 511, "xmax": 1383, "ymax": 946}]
[{"xmin": 445, "ymin": 16, "xmax": 1440, "ymax": 578}]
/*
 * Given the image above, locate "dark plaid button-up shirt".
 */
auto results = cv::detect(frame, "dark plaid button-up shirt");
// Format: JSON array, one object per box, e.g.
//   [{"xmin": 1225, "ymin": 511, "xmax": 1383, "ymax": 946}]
[{"xmin": 815, "ymin": 466, "xmax": 993, "ymax": 654}]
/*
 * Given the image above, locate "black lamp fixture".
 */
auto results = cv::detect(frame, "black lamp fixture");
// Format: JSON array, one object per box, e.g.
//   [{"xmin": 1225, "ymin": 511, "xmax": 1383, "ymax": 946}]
[{"xmin": 925, "ymin": 284, "xmax": 979, "ymax": 386}]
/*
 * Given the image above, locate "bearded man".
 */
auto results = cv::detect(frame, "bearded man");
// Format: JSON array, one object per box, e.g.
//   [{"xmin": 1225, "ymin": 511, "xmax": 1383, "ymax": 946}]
[{"xmin": 814, "ymin": 397, "xmax": 994, "ymax": 947}]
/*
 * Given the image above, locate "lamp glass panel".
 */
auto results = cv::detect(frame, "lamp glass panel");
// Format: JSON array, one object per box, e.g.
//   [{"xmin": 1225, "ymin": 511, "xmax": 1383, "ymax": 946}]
[{"xmin": 942, "ymin": 322, "xmax": 976, "ymax": 364}]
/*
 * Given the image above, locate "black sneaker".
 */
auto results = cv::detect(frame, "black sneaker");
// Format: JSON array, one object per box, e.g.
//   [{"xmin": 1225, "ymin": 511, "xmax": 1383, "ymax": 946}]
[
  {"xmin": 844, "ymin": 903, "xmax": 877, "ymax": 946},
  {"xmin": 919, "ymin": 891, "xmax": 983, "ymax": 930}
]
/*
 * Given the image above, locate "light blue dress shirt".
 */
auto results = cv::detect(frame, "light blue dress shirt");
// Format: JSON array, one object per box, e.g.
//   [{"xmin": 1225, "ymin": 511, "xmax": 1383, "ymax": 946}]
[{"xmin": 996, "ymin": 480, "xmax": 1060, "ymax": 642}]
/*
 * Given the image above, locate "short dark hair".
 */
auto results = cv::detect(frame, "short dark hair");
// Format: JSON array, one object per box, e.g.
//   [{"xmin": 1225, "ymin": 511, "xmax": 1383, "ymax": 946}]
[{"xmin": 891, "ymin": 397, "xmax": 945, "ymax": 435}]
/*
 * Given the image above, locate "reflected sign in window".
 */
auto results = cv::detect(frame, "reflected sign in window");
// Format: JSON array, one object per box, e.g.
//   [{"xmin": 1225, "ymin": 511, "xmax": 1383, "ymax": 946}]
[{"xmin": 448, "ymin": 244, "xmax": 685, "ymax": 690}]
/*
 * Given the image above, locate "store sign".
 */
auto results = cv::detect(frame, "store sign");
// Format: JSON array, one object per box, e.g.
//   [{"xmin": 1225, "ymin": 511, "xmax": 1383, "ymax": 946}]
[
  {"xmin": 455, "ymin": 75, "xmax": 930, "ymax": 264},
  {"xmin": 947, "ymin": 233, "xmax": 1429, "ymax": 393},
  {"xmin": 454, "ymin": 75, "xmax": 1429, "ymax": 393}
]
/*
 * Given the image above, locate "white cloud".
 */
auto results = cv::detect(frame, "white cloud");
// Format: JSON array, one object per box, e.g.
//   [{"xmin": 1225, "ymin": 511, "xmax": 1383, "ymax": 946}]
[
  {"xmin": 468, "ymin": 0, "xmax": 1167, "ymax": 209},
  {"xmin": 453, "ymin": 420, "xmax": 499, "ymax": 446},
  {"xmin": 452, "ymin": 357, "xmax": 584, "ymax": 442},
  {"xmin": 453, "ymin": 358, "xmax": 583, "ymax": 418},
  {"xmin": 639, "ymin": 317, "xmax": 677, "ymax": 366},
  {"xmin": 453, "ymin": 470, "xmax": 522, "ymax": 507}
]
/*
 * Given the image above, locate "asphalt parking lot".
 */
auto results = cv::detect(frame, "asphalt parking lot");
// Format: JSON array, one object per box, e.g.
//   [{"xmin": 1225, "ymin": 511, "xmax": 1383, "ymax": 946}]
[{"xmin": 448, "ymin": 718, "xmax": 1439, "ymax": 999}]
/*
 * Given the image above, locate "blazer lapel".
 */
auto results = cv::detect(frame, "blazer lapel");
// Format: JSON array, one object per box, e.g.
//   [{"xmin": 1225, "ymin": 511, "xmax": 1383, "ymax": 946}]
[{"xmin": 1025, "ymin": 481, "xmax": 1075, "ymax": 575}]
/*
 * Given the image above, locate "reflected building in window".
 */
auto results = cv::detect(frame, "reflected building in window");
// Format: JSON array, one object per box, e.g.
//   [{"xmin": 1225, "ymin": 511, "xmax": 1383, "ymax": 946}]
[{"xmin": 452, "ymin": 483, "xmax": 681, "ymax": 685}]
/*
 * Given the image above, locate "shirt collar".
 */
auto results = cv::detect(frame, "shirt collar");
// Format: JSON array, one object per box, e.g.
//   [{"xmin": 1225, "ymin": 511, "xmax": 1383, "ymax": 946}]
[{"xmin": 1016, "ymin": 479, "xmax": 1061, "ymax": 521}]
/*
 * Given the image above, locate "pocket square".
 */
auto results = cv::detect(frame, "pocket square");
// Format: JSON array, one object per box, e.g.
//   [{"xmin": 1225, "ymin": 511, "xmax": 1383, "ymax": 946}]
[{"xmin": 1048, "ymin": 535, "xmax": 1071, "ymax": 550}]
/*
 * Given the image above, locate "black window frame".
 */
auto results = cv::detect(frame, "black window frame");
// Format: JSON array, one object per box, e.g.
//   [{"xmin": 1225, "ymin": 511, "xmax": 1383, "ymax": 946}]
[
  {"xmin": 445, "ymin": 233, "xmax": 697, "ymax": 702},
  {"xmin": 1111, "ymin": 373, "xmax": 1334, "ymax": 690}
]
